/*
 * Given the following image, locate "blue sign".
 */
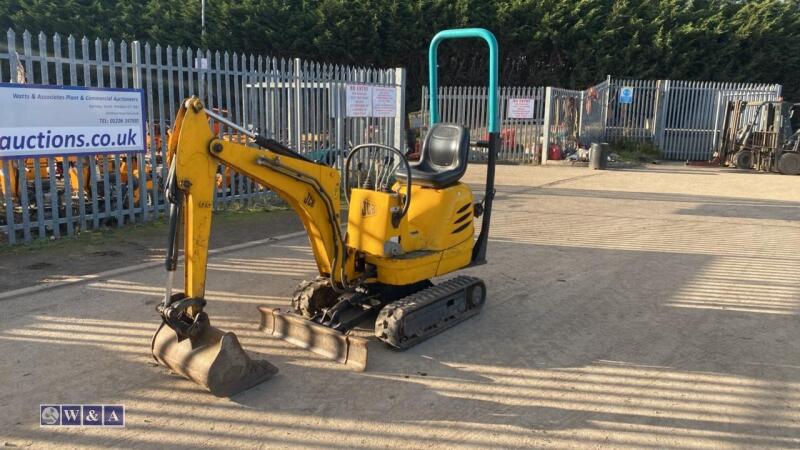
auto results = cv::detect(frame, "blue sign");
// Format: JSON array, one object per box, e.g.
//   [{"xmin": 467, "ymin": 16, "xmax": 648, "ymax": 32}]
[
  {"xmin": 40, "ymin": 404, "xmax": 125, "ymax": 427},
  {"xmin": 619, "ymin": 86, "xmax": 634, "ymax": 104},
  {"xmin": 61, "ymin": 405, "xmax": 82, "ymax": 426},
  {"xmin": 40, "ymin": 405, "xmax": 60, "ymax": 426},
  {"xmin": 82, "ymin": 405, "xmax": 103, "ymax": 426},
  {"xmin": 103, "ymin": 405, "xmax": 125, "ymax": 426}
]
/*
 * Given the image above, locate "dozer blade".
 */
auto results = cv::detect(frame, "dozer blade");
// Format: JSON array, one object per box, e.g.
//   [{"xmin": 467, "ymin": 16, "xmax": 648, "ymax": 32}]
[
  {"xmin": 258, "ymin": 307, "xmax": 368, "ymax": 371},
  {"xmin": 151, "ymin": 322, "xmax": 278, "ymax": 397}
]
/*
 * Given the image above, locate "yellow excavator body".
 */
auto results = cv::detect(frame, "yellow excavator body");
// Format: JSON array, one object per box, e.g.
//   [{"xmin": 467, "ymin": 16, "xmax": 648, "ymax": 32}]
[
  {"xmin": 150, "ymin": 25, "xmax": 502, "ymax": 398},
  {"xmin": 152, "ymin": 98, "xmax": 491, "ymax": 395},
  {"xmin": 346, "ymin": 184, "xmax": 475, "ymax": 286}
]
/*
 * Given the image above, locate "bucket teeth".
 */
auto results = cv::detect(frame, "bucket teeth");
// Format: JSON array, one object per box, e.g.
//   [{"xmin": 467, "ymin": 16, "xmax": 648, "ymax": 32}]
[
  {"xmin": 258, "ymin": 307, "xmax": 368, "ymax": 372},
  {"xmin": 151, "ymin": 322, "xmax": 278, "ymax": 397}
]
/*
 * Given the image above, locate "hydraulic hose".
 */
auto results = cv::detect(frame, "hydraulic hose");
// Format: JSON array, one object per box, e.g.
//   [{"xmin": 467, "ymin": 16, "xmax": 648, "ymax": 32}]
[{"xmin": 344, "ymin": 143, "xmax": 412, "ymax": 227}]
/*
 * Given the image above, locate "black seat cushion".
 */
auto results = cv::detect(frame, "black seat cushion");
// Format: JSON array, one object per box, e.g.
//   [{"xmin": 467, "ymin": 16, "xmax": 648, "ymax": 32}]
[{"xmin": 397, "ymin": 123, "xmax": 470, "ymax": 188}]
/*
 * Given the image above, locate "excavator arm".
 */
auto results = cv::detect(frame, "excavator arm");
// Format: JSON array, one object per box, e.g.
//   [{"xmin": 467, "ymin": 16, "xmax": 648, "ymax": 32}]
[
  {"xmin": 167, "ymin": 97, "xmax": 351, "ymax": 301},
  {"xmin": 151, "ymin": 97, "xmax": 355, "ymax": 396}
]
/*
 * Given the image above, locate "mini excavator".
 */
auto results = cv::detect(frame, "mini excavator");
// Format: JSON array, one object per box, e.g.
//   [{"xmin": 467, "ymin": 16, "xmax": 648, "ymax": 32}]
[{"xmin": 150, "ymin": 28, "xmax": 501, "ymax": 396}]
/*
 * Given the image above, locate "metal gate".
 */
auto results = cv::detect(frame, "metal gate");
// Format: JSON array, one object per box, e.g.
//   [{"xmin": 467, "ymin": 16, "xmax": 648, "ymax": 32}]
[
  {"xmin": 421, "ymin": 85, "xmax": 545, "ymax": 163},
  {"xmin": 425, "ymin": 78, "xmax": 782, "ymax": 163},
  {"xmin": 542, "ymin": 87, "xmax": 582, "ymax": 162},
  {"xmin": 654, "ymin": 81, "xmax": 781, "ymax": 160},
  {"xmin": 606, "ymin": 79, "xmax": 662, "ymax": 143},
  {"xmin": 578, "ymin": 78, "xmax": 610, "ymax": 147}
]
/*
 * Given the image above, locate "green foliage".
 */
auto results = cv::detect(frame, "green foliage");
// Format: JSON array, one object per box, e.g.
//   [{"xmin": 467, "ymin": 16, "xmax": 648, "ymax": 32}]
[
  {"xmin": 2, "ymin": 0, "xmax": 799, "ymax": 108},
  {"xmin": 610, "ymin": 139, "xmax": 661, "ymax": 162}
]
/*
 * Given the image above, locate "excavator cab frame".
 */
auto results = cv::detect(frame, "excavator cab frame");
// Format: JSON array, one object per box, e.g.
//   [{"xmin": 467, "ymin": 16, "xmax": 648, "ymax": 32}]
[{"xmin": 427, "ymin": 28, "xmax": 501, "ymax": 264}]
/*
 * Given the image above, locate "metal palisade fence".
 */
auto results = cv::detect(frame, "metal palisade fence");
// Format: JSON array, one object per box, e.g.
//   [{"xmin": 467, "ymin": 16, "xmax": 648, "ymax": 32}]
[
  {"xmin": 424, "ymin": 77, "xmax": 781, "ymax": 163},
  {"xmin": 651, "ymin": 80, "xmax": 780, "ymax": 160},
  {"xmin": 0, "ymin": 29, "xmax": 405, "ymax": 244},
  {"xmin": 604, "ymin": 78, "xmax": 661, "ymax": 143},
  {"xmin": 421, "ymin": 85, "xmax": 546, "ymax": 163}
]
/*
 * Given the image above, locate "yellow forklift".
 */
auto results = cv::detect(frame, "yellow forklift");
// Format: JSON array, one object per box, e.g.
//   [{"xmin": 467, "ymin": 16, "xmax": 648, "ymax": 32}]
[{"xmin": 150, "ymin": 28, "xmax": 502, "ymax": 396}]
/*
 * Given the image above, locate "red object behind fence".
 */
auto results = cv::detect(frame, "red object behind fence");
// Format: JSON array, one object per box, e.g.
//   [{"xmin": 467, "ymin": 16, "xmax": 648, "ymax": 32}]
[{"xmin": 548, "ymin": 144, "xmax": 562, "ymax": 160}]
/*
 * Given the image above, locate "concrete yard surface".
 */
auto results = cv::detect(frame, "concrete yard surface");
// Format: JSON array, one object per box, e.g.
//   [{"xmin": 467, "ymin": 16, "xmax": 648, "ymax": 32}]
[{"xmin": 1, "ymin": 163, "xmax": 799, "ymax": 449}]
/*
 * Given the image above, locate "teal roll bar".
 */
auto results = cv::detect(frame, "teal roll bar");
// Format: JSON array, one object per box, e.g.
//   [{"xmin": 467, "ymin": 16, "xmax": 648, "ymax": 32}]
[
  {"xmin": 427, "ymin": 28, "xmax": 500, "ymax": 265},
  {"xmin": 428, "ymin": 28, "xmax": 499, "ymax": 133}
]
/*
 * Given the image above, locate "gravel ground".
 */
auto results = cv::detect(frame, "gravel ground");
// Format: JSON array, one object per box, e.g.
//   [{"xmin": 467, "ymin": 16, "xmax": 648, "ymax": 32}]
[{"xmin": 1, "ymin": 163, "xmax": 799, "ymax": 449}]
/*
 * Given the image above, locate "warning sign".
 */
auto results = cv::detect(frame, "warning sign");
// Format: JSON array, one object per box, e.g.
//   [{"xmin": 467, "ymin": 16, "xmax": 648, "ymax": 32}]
[
  {"xmin": 345, "ymin": 84, "xmax": 397, "ymax": 118},
  {"xmin": 372, "ymin": 86, "xmax": 396, "ymax": 118},
  {"xmin": 507, "ymin": 98, "xmax": 535, "ymax": 119},
  {"xmin": 346, "ymin": 84, "xmax": 372, "ymax": 117}
]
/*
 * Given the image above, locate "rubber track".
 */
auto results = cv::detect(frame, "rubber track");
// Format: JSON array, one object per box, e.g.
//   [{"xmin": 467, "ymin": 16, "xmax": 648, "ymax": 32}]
[
  {"xmin": 291, "ymin": 276, "xmax": 337, "ymax": 318},
  {"xmin": 375, "ymin": 275, "xmax": 485, "ymax": 350}
]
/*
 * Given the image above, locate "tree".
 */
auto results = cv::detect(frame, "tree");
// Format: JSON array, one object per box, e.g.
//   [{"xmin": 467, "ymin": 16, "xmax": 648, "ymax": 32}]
[{"xmin": 2, "ymin": 0, "xmax": 799, "ymax": 106}]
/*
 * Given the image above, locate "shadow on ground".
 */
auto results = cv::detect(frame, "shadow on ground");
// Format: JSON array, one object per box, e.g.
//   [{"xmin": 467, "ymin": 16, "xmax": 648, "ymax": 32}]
[
  {"xmin": 2, "ymin": 234, "xmax": 798, "ymax": 448},
  {"xmin": 2, "ymin": 165, "xmax": 799, "ymax": 448}
]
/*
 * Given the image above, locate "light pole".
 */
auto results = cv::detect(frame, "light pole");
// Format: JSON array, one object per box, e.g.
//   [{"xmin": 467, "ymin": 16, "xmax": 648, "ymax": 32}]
[{"xmin": 201, "ymin": 0, "xmax": 206, "ymax": 39}]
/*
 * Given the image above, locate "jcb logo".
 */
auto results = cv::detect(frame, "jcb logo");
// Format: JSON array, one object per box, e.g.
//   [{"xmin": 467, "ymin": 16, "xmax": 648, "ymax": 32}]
[{"xmin": 361, "ymin": 199, "xmax": 376, "ymax": 217}]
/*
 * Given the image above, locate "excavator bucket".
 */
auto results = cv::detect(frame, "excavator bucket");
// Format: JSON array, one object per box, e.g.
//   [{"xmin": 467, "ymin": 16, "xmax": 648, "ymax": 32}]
[
  {"xmin": 151, "ymin": 322, "xmax": 278, "ymax": 397},
  {"xmin": 258, "ymin": 307, "xmax": 368, "ymax": 371}
]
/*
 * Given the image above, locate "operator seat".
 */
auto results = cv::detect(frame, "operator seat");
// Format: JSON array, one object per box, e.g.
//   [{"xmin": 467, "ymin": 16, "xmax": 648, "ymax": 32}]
[{"xmin": 397, "ymin": 123, "xmax": 470, "ymax": 188}]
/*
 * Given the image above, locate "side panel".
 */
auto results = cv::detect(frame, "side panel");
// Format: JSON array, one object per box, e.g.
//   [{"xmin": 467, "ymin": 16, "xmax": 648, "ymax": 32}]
[
  {"xmin": 358, "ymin": 181, "xmax": 476, "ymax": 286},
  {"xmin": 436, "ymin": 238, "xmax": 473, "ymax": 277},
  {"xmin": 366, "ymin": 251, "xmax": 441, "ymax": 285},
  {"xmin": 346, "ymin": 189, "xmax": 406, "ymax": 257},
  {"xmin": 403, "ymin": 183, "xmax": 474, "ymax": 252},
  {"xmin": 366, "ymin": 237, "xmax": 473, "ymax": 285}
]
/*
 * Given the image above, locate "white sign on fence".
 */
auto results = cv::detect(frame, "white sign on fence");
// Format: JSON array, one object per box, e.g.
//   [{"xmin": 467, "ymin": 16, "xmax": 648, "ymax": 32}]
[
  {"xmin": 0, "ymin": 84, "xmax": 146, "ymax": 158},
  {"xmin": 372, "ymin": 86, "xmax": 397, "ymax": 118},
  {"xmin": 619, "ymin": 86, "xmax": 634, "ymax": 104},
  {"xmin": 346, "ymin": 84, "xmax": 397, "ymax": 118},
  {"xmin": 194, "ymin": 57, "xmax": 209, "ymax": 70},
  {"xmin": 507, "ymin": 98, "xmax": 536, "ymax": 119},
  {"xmin": 346, "ymin": 84, "xmax": 372, "ymax": 117}
]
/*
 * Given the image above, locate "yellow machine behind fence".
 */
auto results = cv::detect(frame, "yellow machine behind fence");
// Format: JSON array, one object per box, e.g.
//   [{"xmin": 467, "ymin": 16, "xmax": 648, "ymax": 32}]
[{"xmin": 150, "ymin": 28, "xmax": 502, "ymax": 396}]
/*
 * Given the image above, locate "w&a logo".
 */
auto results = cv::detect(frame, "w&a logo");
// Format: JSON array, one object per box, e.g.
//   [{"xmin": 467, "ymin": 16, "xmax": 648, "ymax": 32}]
[{"xmin": 40, "ymin": 404, "xmax": 125, "ymax": 427}]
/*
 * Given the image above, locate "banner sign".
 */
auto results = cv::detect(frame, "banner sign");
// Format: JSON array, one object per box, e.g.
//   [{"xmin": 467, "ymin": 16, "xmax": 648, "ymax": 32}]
[
  {"xmin": 507, "ymin": 98, "xmax": 536, "ymax": 119},
  {"xmin": 0, "ymin": 84, "xmax": 146, "ymax": 158},
  {"xmin": 345, "ymin": 84, "xmax": 397, "ymax": 118}
]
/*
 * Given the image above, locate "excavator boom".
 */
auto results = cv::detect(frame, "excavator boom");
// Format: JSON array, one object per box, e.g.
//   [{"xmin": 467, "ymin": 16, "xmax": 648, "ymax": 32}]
[
  {"xmin": 152, "ymin": 97, "xmax": 353, "ymax": 396},
  {"xmin": 168, "ymin": 98, "xmax": 349, "ymax": 296}
]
